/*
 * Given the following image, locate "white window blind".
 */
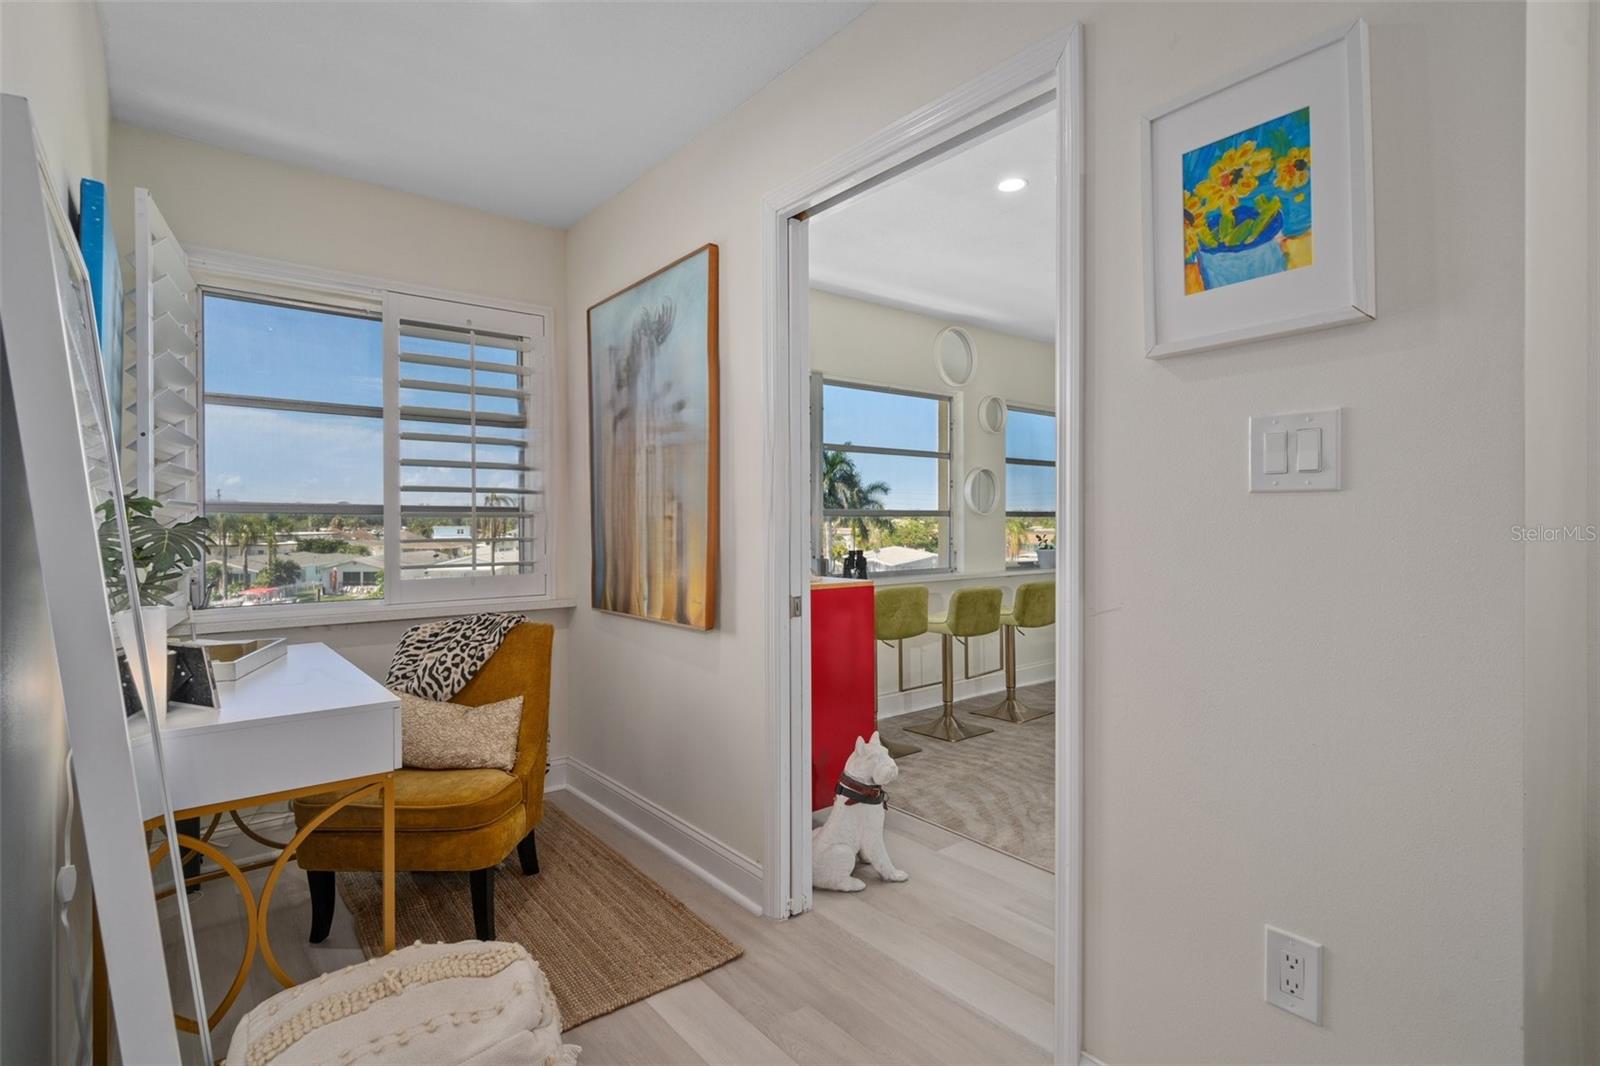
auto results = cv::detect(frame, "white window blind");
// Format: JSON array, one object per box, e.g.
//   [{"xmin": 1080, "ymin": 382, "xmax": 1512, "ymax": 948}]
[{"xmin": 384, "ymin": 292, "xmax": 549, "ymax": 601}]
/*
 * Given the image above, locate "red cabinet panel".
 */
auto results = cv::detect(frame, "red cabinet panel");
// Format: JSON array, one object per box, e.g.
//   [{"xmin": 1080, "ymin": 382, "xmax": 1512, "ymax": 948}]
[{"xmin": 811, "ymin": 581, "xmax": 877, "ymax": 811}]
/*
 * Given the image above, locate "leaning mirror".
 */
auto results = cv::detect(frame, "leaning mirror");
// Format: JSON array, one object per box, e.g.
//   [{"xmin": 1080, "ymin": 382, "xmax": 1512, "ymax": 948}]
[
  {"xmin": 1, "ymin": 95, "xmax": 206, "ymax": 1062},
  {"xmin": 934, "ymin": 326, "xmax": 976, "ymax": 388}
]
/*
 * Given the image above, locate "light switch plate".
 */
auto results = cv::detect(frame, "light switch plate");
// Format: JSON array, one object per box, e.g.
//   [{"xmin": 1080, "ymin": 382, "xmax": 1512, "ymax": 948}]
[
  {"xmin": 1250, "ymin": 409, "xmax": 1341, "ymax": 492},
  {"xmin": 1265, "ymin": 925, "xmax": 1322, "ymax": 1024}
]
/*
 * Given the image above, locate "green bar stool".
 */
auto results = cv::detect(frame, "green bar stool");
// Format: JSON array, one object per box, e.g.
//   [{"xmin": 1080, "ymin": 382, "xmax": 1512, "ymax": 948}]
[
  {"xmin": 974, "ymin": 581, "xmax": 1055, "ymax": 723},
  {"xmin": 873, "ymin": 586, "xmax": 926, "ymax": 759},
  {"xmin": 905, "ymin": 586, "xmax": 1001, "ymax": 743}
]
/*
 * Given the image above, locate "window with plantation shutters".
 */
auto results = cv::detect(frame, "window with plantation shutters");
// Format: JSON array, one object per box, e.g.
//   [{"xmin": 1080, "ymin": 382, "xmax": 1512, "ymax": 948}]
[{"xmin": 384, "ymin": 292, "xmax": 550, "ymax": 601}]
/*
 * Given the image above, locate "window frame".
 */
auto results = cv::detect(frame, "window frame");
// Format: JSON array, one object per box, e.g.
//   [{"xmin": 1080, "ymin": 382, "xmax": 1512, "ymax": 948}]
[
  {"xmin": 811, "ymin": 373, "xmax": 956, "ymax": 576},
  {"xmin": 384, "ymin": 291, "xmax": 551, "ymax": 605},
  {"xmin": 197, "ymin": 285, "xmax": 386, "ymax": 518},
  {"xmin": 189, "ymin": 252, "xmax": 562, "ymax": 626},
  {"xmin": 1003, "ymin": 403, "xmax": 1058, "ymax": 570}
]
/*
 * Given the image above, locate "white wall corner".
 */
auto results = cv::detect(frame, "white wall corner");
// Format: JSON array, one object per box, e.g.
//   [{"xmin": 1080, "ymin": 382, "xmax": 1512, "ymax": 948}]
[{"xmin": 545, "ymin": 756, "xmax": 764, "ymax": 916}]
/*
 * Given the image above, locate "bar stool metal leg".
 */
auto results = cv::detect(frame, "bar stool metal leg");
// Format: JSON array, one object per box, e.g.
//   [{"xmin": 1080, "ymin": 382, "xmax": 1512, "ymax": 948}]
[
  {"xmin": 973, "ymin": 624, "xmax": 1053, "ymax": 723},
  {"xmin": 878, "ymin": 640, "xmax": 921, "ymax": 759},
  {"xmin": 905, "ymin": 634, "xmax": 994, "ymax": 742}
]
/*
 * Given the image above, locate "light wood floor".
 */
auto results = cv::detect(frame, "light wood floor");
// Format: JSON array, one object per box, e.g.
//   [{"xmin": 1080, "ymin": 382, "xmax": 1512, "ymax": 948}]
[{"xmin": 160, "ymin": 791, "xmax": 1054, "ymax": 1065}]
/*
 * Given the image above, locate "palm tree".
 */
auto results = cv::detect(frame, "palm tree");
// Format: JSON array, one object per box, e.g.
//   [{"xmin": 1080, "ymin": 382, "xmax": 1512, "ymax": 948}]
[
  {"xmin": 1005, "ymin": 516, "xmax": 1034, "ymax": 562},
  {"xmin": 263, "ymin": 514, "xmax": 295, "ymax": 564},
  {"xmin": 482, "ymin": 492, "xmax": 515, "ymax": 575},
  {"xmin": 210, "ymin": 512, "xmax": 234, "ymax": 596},
  {"xmin": 821, "ymin": 450, "xmax": 892, "ymax": 547},
  {"xmin": 235, "ymin": 516, "xmax": 265, "ymax": 586}
]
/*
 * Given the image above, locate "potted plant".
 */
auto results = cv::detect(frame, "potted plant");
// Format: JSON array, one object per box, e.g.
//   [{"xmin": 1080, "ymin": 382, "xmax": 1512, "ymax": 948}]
[
  {"xmin": 1035, "ymin": 532, "xmax": 1056, "ymax": 570},
  {"xmin": 99, "ymin": 495, "xmax": 210, "ymax": 720}
]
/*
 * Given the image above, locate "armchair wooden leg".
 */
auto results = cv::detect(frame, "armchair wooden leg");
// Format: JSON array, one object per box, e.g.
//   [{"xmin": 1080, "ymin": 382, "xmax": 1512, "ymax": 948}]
[
  {"xmin": 469, "ymin": 868, "xmax": 495, "ymax": 941},
  {"xmin": 517, "ymin": 828, "xmax": 539, "ymax": 875},
  {"xmin": 307, "ymin": 870, "xmax": 335, "ymax": 943}
]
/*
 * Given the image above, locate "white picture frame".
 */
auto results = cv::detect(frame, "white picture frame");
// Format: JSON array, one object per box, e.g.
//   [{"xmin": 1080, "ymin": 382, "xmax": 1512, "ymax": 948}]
[{"xmin": 1142, "ymin": 21, "xmax": 1374, "ymax": 358}]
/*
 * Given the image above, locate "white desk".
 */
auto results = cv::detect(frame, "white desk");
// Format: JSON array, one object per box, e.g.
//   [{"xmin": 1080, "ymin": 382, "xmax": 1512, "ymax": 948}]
[
  {"xmin": 110, "ymin": 642, "xmax": 400, "ymax": 1041},
  {"xmin": 129, "ymin": 642, "xmax": 401, "ymax": 818}
]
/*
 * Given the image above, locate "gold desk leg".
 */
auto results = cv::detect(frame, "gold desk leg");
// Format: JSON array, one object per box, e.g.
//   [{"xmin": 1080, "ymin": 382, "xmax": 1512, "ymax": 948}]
[
  {"xmin": 258, "ymin": 780, "xmax": 384, "ymax": 989},
  {"xmin": 382, "ymin": 771, "xmax": 396, "ymax": 954},
  {"xmin": 147, "ymin": 835, "xmax": 259, "ymax": 1033}
]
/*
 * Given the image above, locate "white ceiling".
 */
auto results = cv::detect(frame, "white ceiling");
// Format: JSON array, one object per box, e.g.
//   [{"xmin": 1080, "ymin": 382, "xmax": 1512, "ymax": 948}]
[
  {"xmin": 809, "ymin": 107, "xmax": 1056, "ymax": 342},
  {"xmin": 98, "ymin": 2, "xmax": 867, "ymax": 228}
]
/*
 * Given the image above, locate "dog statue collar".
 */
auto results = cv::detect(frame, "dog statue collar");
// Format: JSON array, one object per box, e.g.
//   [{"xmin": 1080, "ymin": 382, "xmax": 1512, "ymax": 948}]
[{"xmin": 836, "ymin": 771, "xmax": 886, "ymax": 806}]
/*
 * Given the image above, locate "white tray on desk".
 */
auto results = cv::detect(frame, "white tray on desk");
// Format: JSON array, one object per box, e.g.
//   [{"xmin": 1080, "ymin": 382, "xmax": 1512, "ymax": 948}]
[{"xmin": 128, "ymin": 642, "xmax": 401, "ymax": 820}]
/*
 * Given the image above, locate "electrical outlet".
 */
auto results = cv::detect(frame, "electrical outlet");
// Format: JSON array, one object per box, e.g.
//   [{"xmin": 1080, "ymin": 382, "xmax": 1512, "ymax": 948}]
[
  {"xmin": 1265, "ymin": 925, "xmax": 1322, "ymax": 1024},
  {"xmin": 1280, "ymin": 946, "xmax": 1305, "ymax": 998}
]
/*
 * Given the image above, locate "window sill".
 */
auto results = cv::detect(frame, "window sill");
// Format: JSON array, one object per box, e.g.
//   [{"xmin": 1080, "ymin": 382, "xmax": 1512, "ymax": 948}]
[{"xmin": 184, "ymin": 595, "xmax": 577, "ymax": 635}]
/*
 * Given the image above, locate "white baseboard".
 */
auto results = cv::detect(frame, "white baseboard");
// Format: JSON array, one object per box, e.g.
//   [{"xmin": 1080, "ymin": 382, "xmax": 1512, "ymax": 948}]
[
  {"xmin": 545, "ymin": 755, "xmax": 764, "ymax": 916},
  {"xmin": 876, "ymin": 661, "xmax": 1054, "ymax": 720},
  {"xmin": 1081, "ymin": 1053, "xmax": 1107, "ymax": 1066}
]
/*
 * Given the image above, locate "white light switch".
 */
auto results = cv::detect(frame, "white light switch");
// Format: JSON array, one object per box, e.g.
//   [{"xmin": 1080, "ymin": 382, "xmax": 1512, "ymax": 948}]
[
  {"xmin": 1250, "ymin": 409, "xmax": 1341, "ymax": 492},
  {"xmin": 1263, "ymin": 430, "xmax": 1290, "ymax": 475},
  {"xmin": 1294, "ymin": 428, "xmax": 1321, "ymax": 472}
]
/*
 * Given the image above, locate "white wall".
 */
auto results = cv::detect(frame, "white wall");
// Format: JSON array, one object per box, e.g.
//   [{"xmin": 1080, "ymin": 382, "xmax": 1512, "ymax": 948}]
[
  {"xmin": 563, "ymin": 3, "xmax": 1530, "ymax": 1061},
  {"xmin": 1524, "ymin": 5, "xmax": 1592, "ymax": 1061},
  {"xmin": 810, "ymin": 290, "xmax": 1057, "ymax": 703},
  {"xmin": 0, "ymin": 5, "xmax": 110, "ymax": 1061},
  {"xmin": 105, "ymin": 123, "xmax": 577, "ymax": 747},
  {"xmin": 1589, "ymin": 2, "xmax": 1600, "ymax": 1056},
  {"xmin": 107, "ymin": 124, "xmax": 565, "ymax": 311},
  {"xmin": 0, "ymin": 1, "xmax": 109, "ymax": 216}
]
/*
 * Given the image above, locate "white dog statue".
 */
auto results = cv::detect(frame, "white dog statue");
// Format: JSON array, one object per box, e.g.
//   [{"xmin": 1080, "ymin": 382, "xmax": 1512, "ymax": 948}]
[{"xmin": 812, "ymin": 732, "xmax": 909, "ymax": 892}]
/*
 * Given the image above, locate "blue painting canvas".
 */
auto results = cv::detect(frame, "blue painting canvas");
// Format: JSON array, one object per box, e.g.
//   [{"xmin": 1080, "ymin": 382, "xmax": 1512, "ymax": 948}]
[
  {"xmin": 1181, "ymin": 107, "xmax": 1312, "ymax": 294},
  {"xmin": 77, "ymin": 178, "xmax": 123, "ymax": 444}
]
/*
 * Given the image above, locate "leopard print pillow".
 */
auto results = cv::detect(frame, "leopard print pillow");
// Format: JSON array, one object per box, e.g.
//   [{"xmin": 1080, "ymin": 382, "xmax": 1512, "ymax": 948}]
[{"xmin": 385, "ymin": 612, "xmax": 522, "ymax": 701}]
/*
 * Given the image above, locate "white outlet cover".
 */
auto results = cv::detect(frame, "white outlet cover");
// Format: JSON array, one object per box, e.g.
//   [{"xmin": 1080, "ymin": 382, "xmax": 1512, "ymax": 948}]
[
  {"xmin": 1265, "ymin": 925, "xmax": 1322, "ymax": 1024},
  {"xmin": 1250, "ymin": 408, "xmax": 1341, "ymax": 492}
]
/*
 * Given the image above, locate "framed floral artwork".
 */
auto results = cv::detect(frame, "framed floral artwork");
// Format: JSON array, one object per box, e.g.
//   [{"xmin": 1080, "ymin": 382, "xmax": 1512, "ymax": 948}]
[{"xmin": 1142, "ymin": 21, "xmax": 1374, "ymax": 358}]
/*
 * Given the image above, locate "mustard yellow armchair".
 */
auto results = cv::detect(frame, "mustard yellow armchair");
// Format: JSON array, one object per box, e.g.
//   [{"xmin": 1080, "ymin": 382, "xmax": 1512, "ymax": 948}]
[{"xmin": 293, "ymin": 621, "xmax": 553, "ymax": 941}]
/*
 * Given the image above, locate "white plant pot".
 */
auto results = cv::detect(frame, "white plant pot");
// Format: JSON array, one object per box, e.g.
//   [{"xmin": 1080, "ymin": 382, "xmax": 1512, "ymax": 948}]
[
  {"xmin": 115, "ymin": 605, "xmax": 169, "ymax": 723},
  {"xmin": 1036, "ymin": 547, "xmax": 1057, "ymax": 570}
]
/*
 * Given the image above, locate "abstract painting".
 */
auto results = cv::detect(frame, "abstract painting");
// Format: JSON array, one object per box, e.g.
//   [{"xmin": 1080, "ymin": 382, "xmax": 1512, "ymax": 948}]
[
  {"xmin": 587, "ymin": 245, "xmax": 719, "ymax": 629},
  {"xmin": 1142, "ymin": 21, "xmax": 1373, "ymax": 358},
  {"xmin": 1182, "ymin": 107, "xmax": 1311, "ymax": 295}
]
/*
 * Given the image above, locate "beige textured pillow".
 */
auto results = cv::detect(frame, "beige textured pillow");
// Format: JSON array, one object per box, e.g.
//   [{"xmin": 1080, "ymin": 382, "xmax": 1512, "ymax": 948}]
[{"xmin": 399, "ymin": 691, "xmax": 523, "ymax": 772}]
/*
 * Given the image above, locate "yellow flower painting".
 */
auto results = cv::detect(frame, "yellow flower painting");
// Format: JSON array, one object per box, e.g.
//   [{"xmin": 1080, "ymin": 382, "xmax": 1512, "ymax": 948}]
[{"xmin": 1182, "ymin": 107, "xmax": 1312, "ymax": 293}]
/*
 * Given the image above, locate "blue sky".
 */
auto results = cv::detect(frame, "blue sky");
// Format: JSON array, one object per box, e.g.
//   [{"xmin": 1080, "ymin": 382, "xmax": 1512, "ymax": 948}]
[
  {"xmin": 822, "ymin": 383, "xmax": 1056, "ymax": 514},
  {"xmin": 204, "ymin": 294, "xmax": 524, "ymax": 509},
  {"xmin": 204, "ymin": 294, "xmax": 1056, "ymax": 515},
  {"xmin": 204, "ymin": 295, "xmax": 383, "ymax": 505}
]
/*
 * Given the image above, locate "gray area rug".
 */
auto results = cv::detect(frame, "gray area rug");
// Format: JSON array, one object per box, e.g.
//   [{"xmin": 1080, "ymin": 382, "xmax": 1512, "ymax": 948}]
[{"xmin": 879, "ymin": 682, "xmax": 1056, "ymax": 871}]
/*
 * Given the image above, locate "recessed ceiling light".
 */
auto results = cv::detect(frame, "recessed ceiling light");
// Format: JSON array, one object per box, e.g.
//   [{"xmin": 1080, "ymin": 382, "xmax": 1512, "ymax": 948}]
[{"xmin": 996, "ymin": 176, "xmax": 1028, "ymax": 193}]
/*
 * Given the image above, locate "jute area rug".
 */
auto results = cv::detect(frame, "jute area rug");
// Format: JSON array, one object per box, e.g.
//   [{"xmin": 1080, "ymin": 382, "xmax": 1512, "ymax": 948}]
[
  {"xmin": 878, "ymin": 681, "xmax": 1056, "ymax": 871},
  {"xmin": 339, "ymin": 805, "xmax": 742, "ymax": 1028}
]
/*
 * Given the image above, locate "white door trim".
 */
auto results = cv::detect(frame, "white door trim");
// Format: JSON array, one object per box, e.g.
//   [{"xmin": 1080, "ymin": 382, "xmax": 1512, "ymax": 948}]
[{"xmin": 760, "ymin": 25, "xmax": 1086, "ymax": 1063}]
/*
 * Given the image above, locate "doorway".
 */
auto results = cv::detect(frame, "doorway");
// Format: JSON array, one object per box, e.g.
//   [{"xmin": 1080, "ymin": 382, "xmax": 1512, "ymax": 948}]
[{"xmin": 761, "ymin": 26, "xmax": 1084, "ymax": 1061}]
